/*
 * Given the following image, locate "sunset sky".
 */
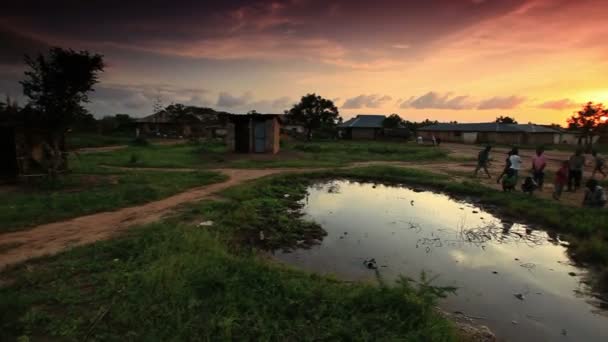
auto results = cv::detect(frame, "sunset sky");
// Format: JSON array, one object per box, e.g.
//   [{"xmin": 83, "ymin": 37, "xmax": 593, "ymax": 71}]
[{"xmin": 1, "ymin": 0, "xmax": 607, "ymax": 124}]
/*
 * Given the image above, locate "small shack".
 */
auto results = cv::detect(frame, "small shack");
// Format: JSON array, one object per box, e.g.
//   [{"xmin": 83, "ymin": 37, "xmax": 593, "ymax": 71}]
[
  {"xmin": 0, "ymin": 121, "xmax": 67, "ymax": 180},
  {"xmin": 225, "ymin": 114, "xmax": 281, "ymax": 154},
  {"xmin": 338, "ymin": 114, "xmax": 386, "ymax": 139},
  {"xmin": 418, "ymin": 123, "xmax": 560, "ymax": 145}
]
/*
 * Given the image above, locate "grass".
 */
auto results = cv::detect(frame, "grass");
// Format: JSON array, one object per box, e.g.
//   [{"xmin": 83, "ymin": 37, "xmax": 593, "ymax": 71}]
[
  {"xmin": 75, "ymin": 140, "xmax": 447, "ymax": 171},
  {"xmin": 0, "ymin": 217, "xmax": 456, "ymax": 341},
  {"xmin": 67, "ymin": 132, "xmax": 134, "ymax": 149},
  {"xmin": 0, "ymin": 170, "xmax": 227, "ymax": 232}
]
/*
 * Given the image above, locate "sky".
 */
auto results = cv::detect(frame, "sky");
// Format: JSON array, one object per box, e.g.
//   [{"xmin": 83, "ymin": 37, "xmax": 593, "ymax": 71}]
[{"xmin": 1, "ymin": 0, "xmax": 608, "ymax": 124}]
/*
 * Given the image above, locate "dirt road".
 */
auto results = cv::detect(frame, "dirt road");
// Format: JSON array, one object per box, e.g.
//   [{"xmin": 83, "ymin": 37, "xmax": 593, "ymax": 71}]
[{"xmin": 0, "ymin": 144, "xmax": 601, "ymax": 270}]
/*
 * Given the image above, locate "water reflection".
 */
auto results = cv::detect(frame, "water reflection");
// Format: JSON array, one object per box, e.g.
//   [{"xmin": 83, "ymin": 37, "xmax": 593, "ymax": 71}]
[{"xmin": 276, "ymin": 180, "xmax": 608, "ymax": 342}]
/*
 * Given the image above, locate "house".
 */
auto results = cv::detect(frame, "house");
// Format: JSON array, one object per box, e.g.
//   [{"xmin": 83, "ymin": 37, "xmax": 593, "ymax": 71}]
[
  {"xmin": 418, "ymin": 123, "xmax": 560, "ymax": 145},
  {"xmin": 338, "ymin": 114, "xmax": 386, "ymax": 139},
  {"xmin": 277, "ymin": 114, "xmax": 306, "ymax": 135},
  {"xmin": 225, "ymin": 114, "xmax": 281, "ymax": 154},
  {"xmin": 135, "ymin": 107, "xmax": 227, "ymax": 138},
  {"xmin": 0, "ymin": 121, "xmax": 67, "ymax": 180}
]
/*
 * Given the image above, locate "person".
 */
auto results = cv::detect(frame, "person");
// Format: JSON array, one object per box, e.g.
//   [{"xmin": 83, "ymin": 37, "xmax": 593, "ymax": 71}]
[
  {"xmin": 436, "ymin": 137, "xmax": 442, "ymax": 146},
  {"xmin": 502, "ymin": 168, "xmax": 517, "ymax": 192},
  {"xmin": 432, "ymin": 135, "xmax": 437, "ymax": 146},
  {"xmin": 417, "ymin": 136, "xmax": 423, "ymax": 144},
  {"xmin": 474, "ymin": 146, "xmax": 492, "ymax": 178},
  {"xmin": 591, "ymin": 151, "xmax": 606, "ymax": 179},
  {"xmin": 508, "ymin": 148, "xmax": 522, "ymax": 177},
  {"xmin": 531, "ymin": 146, "xmax": 547, "ymax": 190},
  {"xmin": 553, "ymin": 161, "xmax": 569, "ymax": 200},
  {"xmin": 568, "ymin": 148, "xmax": 586, "ymax": 192},
  {"xmin": 521, "ymin": 176, "xmax": 537, "ymax": 195},
  {"xmin": 496, "ymin": 149, "xmax": 515, "ymax": 184},
  {"xmin": 582, "ymin": 179, "xmax": 607, "ymax": 208}
]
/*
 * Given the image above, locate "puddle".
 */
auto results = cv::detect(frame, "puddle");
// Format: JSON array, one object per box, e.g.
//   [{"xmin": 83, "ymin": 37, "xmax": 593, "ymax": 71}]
[{"xmin": 275, "ymin": 180, "xmax": 608, "ymax": 341}]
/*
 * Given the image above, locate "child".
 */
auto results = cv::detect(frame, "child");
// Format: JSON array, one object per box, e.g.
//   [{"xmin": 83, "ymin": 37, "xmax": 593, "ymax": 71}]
[
  {"xmin": 553, "ymin": 161, "xmax": 569, "ymax": 200},
  {"xmin": 474, "ymin": 146, "xmax": 492, "ymax": 178},
  {"xmin": 591, "ymin": 151, "xmax": 606, "ymax": 179},
  {"xmin": 521, "ymin": 176, "xmax": 537, "ymax": 195},
  {"xmin": 532, "ymin": 146, "xmax": 547, "ymax": 190},
  {"xmin": 496, "ymin": 149, "xmax": 514, "ymax": 184},
  {"xmin": 502, "ymin": 168, "xmax": 517, "ymax": 192},
  {"xmin": 568, "ymin": 149, "xmax": 586, "ymax": 192},
  {"xmin": 583, "ymin": 179, "xmax": 607, "ymax": 208}
]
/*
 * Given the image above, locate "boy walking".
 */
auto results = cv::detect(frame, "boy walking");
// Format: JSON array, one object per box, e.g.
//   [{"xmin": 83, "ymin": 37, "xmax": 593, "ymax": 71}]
[
  {"xmin": 553, "ymin": 161, "xmax": 569, "ymax": 200},
  {"xmin": 568, "ymin": 149, "xmax": 586, "ymax": 192},
  {"xmin": 532, "ymin": 147, "xmax": 547, "ymax": 190},
  {"xmin": 474, "ymin": 146, "xmax": 492, "ymax": 178}
]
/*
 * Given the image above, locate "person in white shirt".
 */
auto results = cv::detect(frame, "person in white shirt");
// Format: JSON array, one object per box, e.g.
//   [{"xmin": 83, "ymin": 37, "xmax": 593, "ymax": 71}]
[{"xmin": 508, "ymin": 148, "xmax": 522, "ymax": 176}]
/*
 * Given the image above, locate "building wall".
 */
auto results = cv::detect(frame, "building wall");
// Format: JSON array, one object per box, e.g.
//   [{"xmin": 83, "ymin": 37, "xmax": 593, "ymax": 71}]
[
  {"xmin": 419, "ymin": 131, "xmax": 463, "ymax": 143},
  {"xmin": 264, "ymin": 117, "xmax": 280, "ymax": 154},
  {"xmin": 351, "ymin": 128, "xmax": 376, "ymax": 139},
  {"xmin": 225, "ymin": 122, "xmax": 235, "ymax": 152}
]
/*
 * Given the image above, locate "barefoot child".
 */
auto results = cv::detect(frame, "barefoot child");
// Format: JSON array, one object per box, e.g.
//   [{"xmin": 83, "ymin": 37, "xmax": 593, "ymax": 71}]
[
  {"xmin": 553, "ymin": 161, "xmax": 569, "ymax": 200},
  {"xmin": 474, "ymin": 146, "xmax": 492, "ymax": 178}
]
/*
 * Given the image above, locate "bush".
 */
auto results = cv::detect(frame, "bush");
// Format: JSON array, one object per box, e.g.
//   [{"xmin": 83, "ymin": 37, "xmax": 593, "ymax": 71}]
[{"xmin": 130, "ymin": 136, "xmax": 149, "ymax": 146}]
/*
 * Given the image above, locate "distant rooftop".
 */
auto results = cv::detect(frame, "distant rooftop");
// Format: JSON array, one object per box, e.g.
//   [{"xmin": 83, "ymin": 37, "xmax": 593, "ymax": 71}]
[
  {"xmin": 339, "ymin": 114, "xmax": 386, "ymax": 128},
  {"xmin": 418, "ymin": 123, "xmax": 559, "ymax": 134}
]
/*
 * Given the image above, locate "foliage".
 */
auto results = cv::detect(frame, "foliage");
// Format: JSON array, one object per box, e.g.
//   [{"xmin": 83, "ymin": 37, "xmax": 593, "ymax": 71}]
[
  {"xmin": 383, "ymin": 113, "xmax": 405, "ymax": 128},
  {"xmin": 567, "ymin": 102, "xmax": 607, "ymax": 145},
  {"xmin": 495, "ymin": 116, "xmax": 518, "ymax": 124},
  {"xmin": 0, "ymin": 170, "xmax": 226, "ymax": 232},
  {"xmin": 20, "ymin": 47, "xmax": 104, "ymax": 129},
  {"xmin": 285, "ymin": 93, "xmax": 340, "ymax": 140},
  {"xmin": 98, "ymin": 114, "xmax": 135, "ymax": 134}
]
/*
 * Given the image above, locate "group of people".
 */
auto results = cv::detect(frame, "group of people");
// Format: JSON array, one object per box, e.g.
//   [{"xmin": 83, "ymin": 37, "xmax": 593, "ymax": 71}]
[{"xmin": 474, "ymin": 145, "xmax": 606, "ymax": 208}]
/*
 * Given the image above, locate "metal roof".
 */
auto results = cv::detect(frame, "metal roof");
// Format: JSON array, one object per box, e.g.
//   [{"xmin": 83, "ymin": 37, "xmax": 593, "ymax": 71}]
[
  {"xmin": 339, "ymin": 114, "xmax": 386, "ymax": 128},
  {"xmin": 418, "ymin": 123, "xmax": 559, "ymax": 133}
]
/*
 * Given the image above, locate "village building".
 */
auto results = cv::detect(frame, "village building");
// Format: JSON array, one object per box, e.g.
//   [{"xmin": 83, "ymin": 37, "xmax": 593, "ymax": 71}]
[
  {"xmin": 0, "ymin": 121, "xmax": 68, "ymax": 180},
  {"xmin": 225, "ymin": 114, "xmax": 281, "ymax": 154},
  {"xmin": 135, "ymin": 107, "xmax": 227, "ymax": 138},
  {"xmin": 338, "ymin": 114, "xmax": 386, "ymax": 139},
  {"xmin": 418, "ymin": 123, "xmax": 560, "ymax": 145}
]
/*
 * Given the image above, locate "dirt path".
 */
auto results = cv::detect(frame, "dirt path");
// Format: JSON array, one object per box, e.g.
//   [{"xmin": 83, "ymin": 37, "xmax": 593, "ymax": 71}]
[{"xmin": 0, "ymin": 168, "xmax": 306, "ymax": 270}]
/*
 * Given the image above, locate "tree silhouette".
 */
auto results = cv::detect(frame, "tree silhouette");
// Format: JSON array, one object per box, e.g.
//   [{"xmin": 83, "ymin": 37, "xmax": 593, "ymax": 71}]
[
  {"xmin": 495, "ymin": 116, "xmax": 518, "ymax": 124},
  {"xmin": 21, "ymin": 47, "xmax": 104, "ymax": 128},
  {"xmin": 285, "ymin": 93, "xmax": 340, "ymax": 141},
  {"xmin": 568, "ymin": 102, "xmax": 606, "ymax": 147},
  {"xmin": 383, "ymin": 113, "xmax": 404, "ymax": 128}
]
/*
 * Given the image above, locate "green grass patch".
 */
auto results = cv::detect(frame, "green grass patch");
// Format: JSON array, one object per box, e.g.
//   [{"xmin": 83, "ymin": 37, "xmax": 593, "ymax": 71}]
[
  {"xmin": 0, "ymin": 170, "xmax": 227, "ymax": 232},
  {"xmin": 0, "ymin": 222, "xmax": 456, "ymax": 341},
  {"xmin": 67, "ymin": 132, "xmax": 133, "ymax": 149}
]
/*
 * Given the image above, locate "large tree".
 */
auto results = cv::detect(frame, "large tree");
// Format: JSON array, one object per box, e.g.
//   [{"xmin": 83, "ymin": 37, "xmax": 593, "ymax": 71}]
[
  {"xmin": 495, "ymin": 116, "xmax": 518, "ymax": 124},
  {"xmin": 20, "ymin": 47, "xmax": 104, "ymax": 176},
  {"xmin": 383, "ymin": 113, "xmax": 404, "ymax": 128},
  {"xmin": 285, "ymin": 93, "xmax": 340, "ymax": 140},
  {"xmin": 568, "ymin": 102, "xmax": 606, "ymax": 146}
]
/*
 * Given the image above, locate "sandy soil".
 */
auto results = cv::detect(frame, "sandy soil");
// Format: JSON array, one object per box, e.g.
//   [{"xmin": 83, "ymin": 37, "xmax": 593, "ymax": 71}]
[{"xmin": 0, "ymin": 143, "xmax": 602, "ymax": 270}]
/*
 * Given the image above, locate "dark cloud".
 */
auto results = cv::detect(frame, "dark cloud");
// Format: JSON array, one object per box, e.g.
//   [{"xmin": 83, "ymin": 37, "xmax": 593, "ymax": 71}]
[
  {"xmin": 0, "ymin": 26, "xmax": 48, "ymax": 64},
  {"xmin": 216, "ymin": 91, "xmax": 253, "ymax": 108},
  {"xmin": 537, "ymin": 98, "xmax": 578, "ymax": 110},
  {"xmin": 477, "ymin": 95, "xmax": 526, "ymax": 110},
  {"xmin": 400, "ymin": 92, "xmax": 473, "ymax": 109},
  {"xmin": 342, "ymin": 94, "xmax": 392, "ymax": 109}
]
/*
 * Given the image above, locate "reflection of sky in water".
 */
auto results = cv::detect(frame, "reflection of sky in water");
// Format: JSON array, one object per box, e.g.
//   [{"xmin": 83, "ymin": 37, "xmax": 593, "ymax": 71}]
[{"xmin": 277, "ymin": 180, "xmax": 608, "ymax": 342}]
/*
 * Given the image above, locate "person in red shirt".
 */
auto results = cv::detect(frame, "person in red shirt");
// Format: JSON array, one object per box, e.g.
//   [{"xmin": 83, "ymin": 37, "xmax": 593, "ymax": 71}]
[{"xmin": 553, "ymin": 161, "xmax": 569, "ymax": 200}]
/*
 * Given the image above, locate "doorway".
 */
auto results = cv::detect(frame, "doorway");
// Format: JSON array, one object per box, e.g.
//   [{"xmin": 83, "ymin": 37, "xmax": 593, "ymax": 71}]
[
  {"xmin": 254, "ymin": 121, "xmax": 266, "ymax": 153},
  {"xmin": 0, "ymin": 127, "xmax": 17, "ymax": 178}
]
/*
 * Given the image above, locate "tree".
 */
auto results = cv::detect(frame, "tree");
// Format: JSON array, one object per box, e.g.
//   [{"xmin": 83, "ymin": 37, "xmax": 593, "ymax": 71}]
[
  {"xmin": 383, "ymin": 113, "xmax": 404, "ymax": 128},
  {"xmin": 20, "ymin": 47, "xmax": 104, "ymax": 176},
  {"xmin": 568, "ymin": 102, "xmax": 606, "ymax": 147},
  {"xmin": 495, "ymin": 116, "xmax": 518, "ymax": 124},
  {"xmin": 21, "ymin": 47, "xmax": 104, "ymax": 128},
  {"xmin": 285, "ymin": 93, "xmax": 340, "ymax": 141}
]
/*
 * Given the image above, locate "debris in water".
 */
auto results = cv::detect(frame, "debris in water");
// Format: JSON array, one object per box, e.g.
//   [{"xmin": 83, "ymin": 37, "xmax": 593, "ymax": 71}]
[
  {"xmin": 339, "ymin": 236, "xmax": 344, "ymax": 239},
  {"xmin": 472, "ymin": 211, "xmax": 479, "ymax": 214},
  {"xmin": 363, "ymin": 258, "xmax": 378, "ymax": 270},
  {"xmin": 514, "ymin": 258, "xmax": 519, "ymax": 261},
  {"xmin": 372, "ymin": 185, "xmax": 377, "ymax": 188},
  {"xmin": 514, "ymin": 293, "xmax": 525, "ymax": 301},
  {"xmin": 197, "ymin": 220, "xmax": 214, "ymax": 227},
  {"xmin": 296, "ymin": 240, "xmax": 305, "ymax": 245},
  {"xmin": 520, "ymin": 263, "xmax": 536, "ymax": 270},
  {"xmin": 511, "ymin": 320, "xmax": 518, "ymax": 325},
  {"xmin": 344, "ymin": 232, "xmax": 348, "ymax": 235},
  {"xmin": 568, "ymin": 272, "xmax": 577, "ymax": 277},
  {"xmin": 259, "ymin": 231, "xmax": 265, "ymax": 241},
  {"xmin": 492, "ymin": 271, "xmax": 498, "ymax": 274},
  {"xmin": 410, "ymin": 200, "xmax": 415, "ymax": 206},
  {"xmin": 561, "ymin": 329, "xmax": 567, "ymax": 336}
]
